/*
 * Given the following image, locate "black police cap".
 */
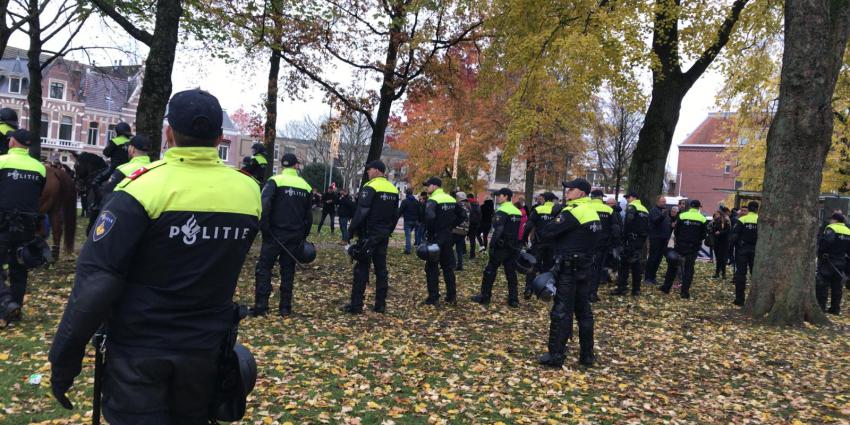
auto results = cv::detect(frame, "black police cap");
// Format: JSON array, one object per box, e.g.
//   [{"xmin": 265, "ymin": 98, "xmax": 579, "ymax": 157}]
[
  {"xmin": 626, "ymin": 191, "xmax": 639, "ymax": 199},
  {"xmin": 10, "ymin": 129, "xmax": 32, "ymax": 146},
  {"xmin": 496, "ymin": 187, "xmax": 513, "ymax": 198},
  {"xmin": 590, "ymin": 189, "xmax": 605, "ymax": 198},
  {"xmin": 542, "ymin": 191, "xmax": 557, "ymax": 201},
  {"xmin": 364, "ymin": 160, "xmax": 386, "ymax": 173},
  {"xmin": 747, "ymin": 201, "xmax": 759, "ymax": 212},
  {"xmin": 832, "ymin": 213, "xmax": 846, "ymax": 223},
  {"xmin": 689, "ymin": 199, "xmax": 702, "ymax": 208},
  {"xmin": 562, "ymin": 178, "xmax": 591, "ymax": 194},
  {"xmin": 423, "ymin": 177, "xmax": 442, "ymax": 187},
  {"xmin": 166, "ymin": 89, "xmax": 223, "ymax": 140},
  {"xmin": 281, "ymin": 153, "xmax": 299, "ymax": 167},
  {"xmin": 128, "ymin": 134, "xmax": 153, "ymax": 151}
]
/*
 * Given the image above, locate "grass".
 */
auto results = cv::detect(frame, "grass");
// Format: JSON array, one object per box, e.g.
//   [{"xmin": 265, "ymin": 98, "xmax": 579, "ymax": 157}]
[{"xmin": 0, "ymin": 222, "xmax": 849, "ymax": 424}]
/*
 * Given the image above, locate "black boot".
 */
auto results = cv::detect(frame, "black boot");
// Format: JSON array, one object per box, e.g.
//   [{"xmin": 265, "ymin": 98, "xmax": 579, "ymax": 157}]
[
  {"xmin": 538, "ymin": 352, "xmax": 565, "ymax": 368},
  {"xmin": 470, "ymin": 294, "xmax": 490, "ymax": 305},
  {"xmin": 342, "ymin": 303, "xmax": 363, "ymax": 314},
  {"xmin": 0, "ymin": 301, "xmax": 21, "ymax": 326},
  {"xmin": 250, "ymin": 298, "xmax": 269, "ymax": 317},
  {"xmin": 579, "ymin": 348, "xmax": 595, "ymax": 367}
]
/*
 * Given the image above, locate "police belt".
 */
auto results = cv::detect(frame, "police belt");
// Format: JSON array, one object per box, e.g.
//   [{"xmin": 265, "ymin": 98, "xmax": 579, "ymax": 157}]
[
  {"xmin": 0, "ymin": 210, "xmax": 39, "ymax": 233},
  {"xmin": 553, "ymin": 253, "xmax": 591, "ymax": 272}
]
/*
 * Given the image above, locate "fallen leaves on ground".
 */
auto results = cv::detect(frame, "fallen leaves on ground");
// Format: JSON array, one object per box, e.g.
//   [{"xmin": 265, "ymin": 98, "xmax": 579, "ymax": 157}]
[{"xmin": 1, "ymin": 228, "xmax": 848, "ymax": 424}]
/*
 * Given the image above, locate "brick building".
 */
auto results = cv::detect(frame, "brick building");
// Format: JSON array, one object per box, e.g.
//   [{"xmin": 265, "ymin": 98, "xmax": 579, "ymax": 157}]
[{"xmin": 676, "ymin": 112, "xmax": 741, "ymax": 209}]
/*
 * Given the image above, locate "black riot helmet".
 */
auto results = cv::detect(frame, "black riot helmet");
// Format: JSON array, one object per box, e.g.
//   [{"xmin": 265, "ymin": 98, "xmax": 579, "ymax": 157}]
[
  {"xmin": 416, "ymin": 243, "xmax": 440, "ymax": 262},
  {"xmin": 0, "ymin": 108, "xmax": 19, "ymax": 127},
  {"xmin": 664, "ymin": 248, "xmax": 681, "ymax": 263},
  {"xmin": 347, "ymin": 239, "xmax": 372, "ymax": 262},
  {"xmin": 515, "ymin": 250, "xmax": 537, "ymax": 274},
  {"xmin": 15, "ymin": 237, "xmax": 52, "ymax": 269},
  {"xmin": 212, "ymin": 342, "xmax": 257, "ymax": 422},
  {"xmin": 531, "ymin": 272, "xmax": 557, "ymax": 301},
  {"xmin": 298, "ymin": 241, "xmax": 317, "ymax": 264},
  {"xmin": 251, "ymin": 143, "xmax": 266, "ymax": 155},
  {"xmin": 115, "ymin": 122, "xmax": 132, "ymax": 136}
]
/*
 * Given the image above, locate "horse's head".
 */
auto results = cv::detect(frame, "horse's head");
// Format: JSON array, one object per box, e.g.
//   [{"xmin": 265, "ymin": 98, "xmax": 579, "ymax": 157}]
[{"xmin": 74, "ymin": 152, "xmax": 107, "ymax": 182}]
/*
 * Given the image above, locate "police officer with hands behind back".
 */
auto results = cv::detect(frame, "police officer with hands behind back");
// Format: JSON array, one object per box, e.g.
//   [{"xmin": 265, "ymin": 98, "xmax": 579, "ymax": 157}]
[
  {"xmin": 100, "ymin": 134, "xmax": 153, "ymax": 196},
  {"xmin": 49, "ymin": 89, "xmax": 262, "ymax": 424},
  {"xmin": 251, "ymin": 153, "xmax": 312, "ymax": 317},
  {"xmin": 471, "ymin": 187, "xmax": 523, "ymax": 307},
  {"xmin": 343, "ymin": 160, "xmax": 399, "ymax": 314},
  {"xmin": 816, "ymin": 212, "xmax": 849, "ymax": 314},
  {"xmin": 538, "ymin": 178, "xmax": 600, "ymax": 368},
  {"xmin": 0, "ymin": 129, "xmax": 45, "ymax": 326},
  {"xmin": 422, "ymin": 177, "xmax": 465, "ymax": 306},
  {"xmin": 659, "ymin": 199, "xmax": 706, "ymax": 299},
  {"xmin": 614, "ymin": 191, "xmax": 649, "ymax": 296}
]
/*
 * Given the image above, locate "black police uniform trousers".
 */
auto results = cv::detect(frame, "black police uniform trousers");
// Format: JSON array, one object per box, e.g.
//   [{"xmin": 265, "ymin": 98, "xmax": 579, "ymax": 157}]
[
  {"xmin": 547, "ymin": 260, "xmax": 593, "ymax": 362},
  {"xmin": 467, "ymin": 224, "xmax": 479, "ymax": 258},
  {"xmin": 713, "ymin": 236, "xmax": 729, "ymax": 278},
  {"xmin": 644, "ymin": 237, "xmax": 668, "ymax": 283},
  {"xmin": 426, "ymin": 240, "xmax": 457, "ymax": 302},
  {"xmin": 733, "ymin": 245, "xmax": 755, "ymax": 304},
  {"xmin": 102, "ymin": 348, "xmax": 218, "ymax": 425},
  {"xmin": 661, "ymin": 252, "xmax": 697, "ymax": 296},
  {"xmin": 480, "ymin": 247, "xmax": 519, "ymax": 303},
  {"xmin": 254, "ymin": 237, "xmax": 298, "ymax": 313},
  {"xmin": 351, "ymin": 236, "xmax": 390, "ymax": 311},
  {"xmin": 525, "ymin": 243, "xmax": 554, "ymax": 294},
  {"xmin": 617, "ymin": 237, "xmax": 645, "ymax": 294},
  {"xmin": 589, "ymin": 245, "xmax": 609, "ymax": 299},
  {"xmin": 816, "ymin": 260, "xmax": 844, "ymax": 313},
  {"xmin": 0, "ymin": 234, "xmax": 30, "ymax": 308}
]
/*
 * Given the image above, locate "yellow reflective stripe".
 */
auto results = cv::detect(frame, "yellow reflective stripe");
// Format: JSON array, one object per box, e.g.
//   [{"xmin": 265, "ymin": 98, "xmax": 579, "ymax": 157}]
[
  {"xmin": 498, "ymin": 202, "xmax": 522, "ymax": 216},
  {"xmin": 253, "ymin": 154, "xmax": 268, "ymax": 165},
  {"xmin": 0, "ymin": 148, "xmax": 46, "ymax": 177},
  {"xmin": 365, "ymin": 176, "xmax": 398, "ymax": 194},
  {"xmin": 827, "ymin": 223, "xmax": 850, "ymax": 235},
  {"xmin": 739, "ymin": 213, "xmax": 758, "ymax": 224},
  {"xmin": 679, "ymin": 209, "xmax": 706, "ymax": 223},
  {"xmin": 535, "ymin": 202, "xmax": 554, "ymax": 215},
  {"xmin": 112, "ymin": 135, "xmax": 130, "ymax": 146},
  {"xmin": 116, "ymin": 147, "xmax": 261, "ymax": 219},
  {"xmin": 116, "ymin": 156, "xmax": 151, "ymax": 175},
  {"xmin": 429, "ymin": 188, "xmax": 455, "ymax": 204},
  {"xmin": 629, "ymin": 199, "xmax": 648, "ymax": 213},
  {"xmin": 569, "ymin": 203, "xmax": 600, "ymax": 224},
  {"xmin": 271, "ymin": 169, "xmax": 311, "ymax": 192},
  {"xmin": 0, "ymin": 123, "xmax": 14, "ymax": 135},
  {"xmin": 589, "ymin": 198, "xmax": 613, "ymax": 214}
]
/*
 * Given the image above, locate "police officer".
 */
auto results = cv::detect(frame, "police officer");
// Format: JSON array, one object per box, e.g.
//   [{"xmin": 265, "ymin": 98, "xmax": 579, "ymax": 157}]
[
  {"xmin": 102, "ymin": 122, "xmax": 133, "ymax": 169},
  {"xmin": 471, "ymin": 188, "xmax": 522, "ymax": 307},
  {"xmin": 613, "ymin": 192, "xmax": 649, "ymax": 296},
  {"xmin": 731, "ymin": 201, "xmax": 759, "ymax": 306},
  {"xmin": 0, "ymin": 130, "xmax": 45, "ymax": 325},
  {"xmin": 343, "ymin": 160, "xmax": 399, "ymax": 314},
  {"xmin": 538, "ymin": 178, "xmax": 600, "ymax": 368},
  {"xmin": 422, "ymin": 177, "xmax": 464, "ymax": 305},
  {"xmin": 48, "ymin": 89, "xmax": 261, "ymax": 422},
  {"xmin": 660, "ymin": 199, "xmax": 706, "ymax": 299},
  {"xmin": 816, "ymin": 213, "xmax": 848, "ymax": 314},
  {"xmin": 251, "ymin": 153, "xmax": 312, "ymax": 317},
  {"xmin": 588, "ymin": 189, "xmax": 620, "ymax": 302},
  {"xmin": 245, "ymin": 143, "xmax": 270, "ymax": 184},
  {"xmin": 523, "ymin": 192, "xmax": 559, "ymax": 299},
  {"xmin": 100, "ymin": 135, "xmax": 152, "ymax": 196},
  {"xmin": 0, "ymin": 108, "xmax": 19, "ymax": 155}
]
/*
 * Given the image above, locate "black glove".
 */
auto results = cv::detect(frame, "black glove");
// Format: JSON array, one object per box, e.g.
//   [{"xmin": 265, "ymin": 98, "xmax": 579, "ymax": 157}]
[{"xmin": 50, "ymin": 363, "xmax": 79, "ymax": 410}]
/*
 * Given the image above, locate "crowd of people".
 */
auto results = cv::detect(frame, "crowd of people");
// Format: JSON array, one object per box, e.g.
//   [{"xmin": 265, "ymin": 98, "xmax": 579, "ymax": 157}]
[{"xmin": 0, "ymin": 88, "xmax": 845, "ymax": 422}]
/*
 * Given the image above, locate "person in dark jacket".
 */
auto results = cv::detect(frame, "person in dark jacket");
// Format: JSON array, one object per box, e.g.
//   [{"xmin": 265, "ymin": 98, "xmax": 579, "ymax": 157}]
[
  {"xmin": 452, "ymin": 192, "xmax": 471, "ymax": 271},
  {"xmin": 343, "ymin": 161, "xmax": 399, "ymax": 314},
  {"xmin": 644, "ymin": 195, "xmax": 672, "ymax": 285},
  {"xmin": 398, "ymin": 188, "xmax": 420, "ymax": 254},
  {"xmin": 613, "ymin": 192, "xmax": 649, "ymax": 296},
  {"xmin": 731, "ymin": 202, "xmax": 758, "ymax": 305},
  {"xmin": 415, "ymin": 192, "xmax": 427, "ymax": 246},
  {"xmin": 245, "ymin": 143, "xmax": 270, "ymax": 185},
  {"xmin": 311, "ymin": 189, "xmax": 322, "ymax": 209},
  {"xmin": 423, "ymin": 178, "xmax": 465, "ymax": 305},
  {"xmin": 0, "ymin": 107, "xmax": 19, "ymax": 155},
  {"xmin": 472, "ymin": 188, "xmax": 522, "ymax": 307},
  {"xmin": 467, "ymin": 194, "xmax": 482, "ymax": 259},
  {"xmin": 317, "ymin": 186, "xmax": 338, "ymax": 234},
  {"xmin": 522, "ymin": 192, "xmax": 559, "ymax": 299},
  {"xmin": 102, "ymin": 122, "xmax": 133, "ymax": 169},
  {"xmin": 251, "ymin": 153, "xmax": 313, "ymax": 317},
  {"xmin": 337, "ymin": 189, "xmax": 355, "ymax": 244},
  {"xmin": 660, "ymin": 200, "xmax": 707, "ymax": 298},
  {"xmin": 48, "ymin": 90, "xmax": 261, "ymax": 422},
  {"xmin": 816, "ymin": 213, "xmax": 850, "ymax": 314},
  {"xmin": 478, "ymin": 198, "xmax": 495, "ymax": 252},
  {"xmin": 588, "ymin": 190, "xmax": 620, "ymax": 302},
  {"xmin": 711, "ymin": 207, "xmax": 732, "ymax": 278},
  {"xmin": 100, "ymin": 135, "xmax": 152, "ymax": 196}
]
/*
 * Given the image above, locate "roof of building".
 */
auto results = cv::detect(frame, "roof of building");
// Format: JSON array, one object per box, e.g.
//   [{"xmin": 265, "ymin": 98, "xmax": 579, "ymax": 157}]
[
  {"xmin": 680, "ymin": 112, "xmax": 736, "ymax": 146},
  {"xmin": 1, "ymin": 46, "xmax": 50, "ymax": 62},
  {"xmin": 82, "ymin": 69, "xmax": 135, "ymax": 112}
]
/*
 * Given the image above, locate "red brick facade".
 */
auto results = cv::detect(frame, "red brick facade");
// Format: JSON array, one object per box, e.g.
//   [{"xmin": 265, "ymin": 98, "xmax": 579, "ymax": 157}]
[{"xmin": 676, "ymin": 112, "xmax": 739, "ymax": 210}]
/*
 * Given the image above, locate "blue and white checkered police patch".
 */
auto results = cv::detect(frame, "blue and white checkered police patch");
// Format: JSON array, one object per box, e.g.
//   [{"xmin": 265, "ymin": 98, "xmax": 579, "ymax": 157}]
[{"xmin": 92, "ymin": 211, "xmax": 117, "ymax": 242}]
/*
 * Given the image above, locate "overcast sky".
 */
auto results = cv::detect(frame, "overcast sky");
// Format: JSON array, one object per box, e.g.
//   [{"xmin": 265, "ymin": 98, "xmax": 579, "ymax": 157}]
[{"xmin": 9, "ymin": 12, "xmax": 723, "ymax": 174}]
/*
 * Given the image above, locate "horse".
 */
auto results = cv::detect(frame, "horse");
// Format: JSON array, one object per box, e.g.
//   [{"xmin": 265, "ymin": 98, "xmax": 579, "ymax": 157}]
[
  {"xmin": 72, "ymin": 152, "xmax": 108, "ymax": 235},
  {"xmin": 38, "ymin": 164, "xmax": 77, "ymax": 259}
]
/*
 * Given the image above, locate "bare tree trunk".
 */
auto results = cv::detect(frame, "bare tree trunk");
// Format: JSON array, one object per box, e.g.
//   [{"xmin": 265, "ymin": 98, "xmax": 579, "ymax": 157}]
[
  {"xmin": 524, "ymin": 159, "xmax": 535, "ymax": 204},
  {"xmin": 26, "ymin": 0, "xmax": 42, "ymax": 160},
  {"xmin": 264, "ymin": 46, "xmax": 281, "ymax": 178},
  {"xmin": 746, "ymin": 0, "xmax": 850, "ymax": 325}
]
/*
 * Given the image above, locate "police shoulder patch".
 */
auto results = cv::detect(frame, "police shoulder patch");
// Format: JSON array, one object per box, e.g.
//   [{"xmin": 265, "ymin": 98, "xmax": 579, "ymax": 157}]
[
  {"xmin": 92, "ymin": 210, "xmax": 117, "ymax": 241},
  {"xmin": 127, "ymin": 167, "xmax": 149, "ymax": 180}
]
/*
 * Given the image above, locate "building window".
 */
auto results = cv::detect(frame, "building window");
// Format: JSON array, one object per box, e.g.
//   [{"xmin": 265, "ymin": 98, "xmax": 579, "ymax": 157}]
[
  {"xmin": 107, "ymin": 124, "xmax": 116, "ymax": 141},
  {"xmin": 8, "ymin": 77, "xmax": 21, "ymax": 94},
  {"xmin": 218, "ymin": 144, "xmax": 229, "ymax": 161},
  {"xmin": 284, "ymin": 146, "xmax": 295, "ymax": 155},
  {"xmin": 49, "ymin": 81, "xmax": 65, "ymax": 100},
  {"xmin": 274, "ymin": 143, "xmax": 279, "ymax": 160},
  {"xmin": 724, "ymin": 163, "xmax": 731, "ymax": 175},
  {"xmin": 59, "ymin": 116, "xmax": 73, "ymax": 140},
  {"xmin": 40, "ymin": 113, "xmax": 48, "ymax": 139},
  {"xmin": 87, "ymin": 122, "xmax": 99, "ymax": 145},
  {"xmin": 494, "ymin": 154, "xmax": 511, "ymax": 183}
]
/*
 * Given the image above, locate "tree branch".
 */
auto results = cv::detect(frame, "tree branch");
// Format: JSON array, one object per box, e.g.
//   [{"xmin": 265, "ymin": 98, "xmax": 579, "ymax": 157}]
[
  {"xmin": 326, "ymin": 0, "xmax": 388, "ymax": 36},
  {"xmin": 683, "ymin": 0, "xmax": 750, "ymax": 86},
  {"xmin": 40, "ymin": 16, "xmax": 86, "ymax": 69},
  {"xmin": 90, "ymin": 0, "xmax": 153, "ymax": 45}
]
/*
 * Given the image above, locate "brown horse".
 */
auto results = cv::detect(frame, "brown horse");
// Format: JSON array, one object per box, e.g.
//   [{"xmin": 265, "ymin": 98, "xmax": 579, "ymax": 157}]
[{"xmin": 38, "ymin": 165, "xmax": 77, "ymax": 259}]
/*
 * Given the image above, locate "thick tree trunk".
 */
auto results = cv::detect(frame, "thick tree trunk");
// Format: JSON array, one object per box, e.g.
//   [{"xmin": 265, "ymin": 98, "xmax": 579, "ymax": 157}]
[
  {"xmin": 136, "ymin": 0, "xmax": 181, "ymax": 158},
  {"xmin": 746, "ymin": 0, "xmax": 850, "ymax": 325},
  {"xmin": 263, "ymin": 47, "xmax": 281, "ymax": 178},
  {"xmin": 26, "ymin": 0, "xmax": 42, "ymax": 160},
  {"xmin": 626, "ymin": 80, "xmax": 686, "ymax": 205},
  {"xmin": 524, "ymin": 159, "xmax": 535, "ymax": 204}
]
